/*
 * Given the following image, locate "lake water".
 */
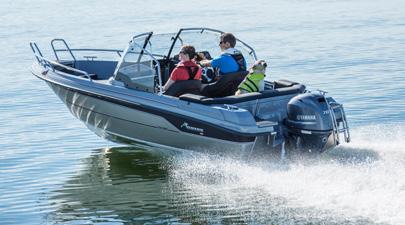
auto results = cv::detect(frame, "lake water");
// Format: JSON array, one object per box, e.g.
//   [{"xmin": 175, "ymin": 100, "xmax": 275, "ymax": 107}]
[{"xmin": 1, "ymin": 0, "xmax": 405, "ymax": 224}]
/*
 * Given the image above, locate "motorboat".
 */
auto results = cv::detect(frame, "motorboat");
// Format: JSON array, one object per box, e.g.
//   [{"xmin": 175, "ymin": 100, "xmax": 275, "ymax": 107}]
[{"xmin": 30, "ymin": 28, "xmax": 350, "ymax": 155}]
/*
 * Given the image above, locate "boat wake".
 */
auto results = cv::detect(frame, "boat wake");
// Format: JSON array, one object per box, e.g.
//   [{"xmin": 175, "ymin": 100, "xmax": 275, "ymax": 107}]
[{"xmin": 167, "ymin": 123, "xmax": 405, "ymax": 224}]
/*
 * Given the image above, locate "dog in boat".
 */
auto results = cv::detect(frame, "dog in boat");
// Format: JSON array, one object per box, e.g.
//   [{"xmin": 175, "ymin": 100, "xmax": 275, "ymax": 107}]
[{"xmin": 235, "ymin": 59, "xmax": 267, "ymax": 95}]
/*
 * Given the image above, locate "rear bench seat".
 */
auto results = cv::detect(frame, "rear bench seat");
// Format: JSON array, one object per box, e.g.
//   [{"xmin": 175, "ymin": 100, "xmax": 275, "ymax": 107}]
[{"xmin": 179, "ymin": 83, "xmax": 306, "ymax": 105}]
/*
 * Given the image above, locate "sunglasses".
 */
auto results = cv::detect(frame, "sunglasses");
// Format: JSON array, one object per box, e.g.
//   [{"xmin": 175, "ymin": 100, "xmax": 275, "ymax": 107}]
[{"xmin": 179, "ymin": 51, "xmax": 186, "ymax": 55}]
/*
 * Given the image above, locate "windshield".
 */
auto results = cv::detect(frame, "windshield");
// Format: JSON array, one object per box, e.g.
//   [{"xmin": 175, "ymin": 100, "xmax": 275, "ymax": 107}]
[
  {"xmin": 113, "ymin": 33, "xmax": 162, "ymax": 93},
  {"xmin": 113, "ymin": 28, "xmax": 258, "ymax": 94},
  {"xmin": 146, "ymin": 33, "xmax": 177, "ymax": 58},
  {"xmin": 167, "ymin": 28, "xmax": 257, "ymax": 66}
]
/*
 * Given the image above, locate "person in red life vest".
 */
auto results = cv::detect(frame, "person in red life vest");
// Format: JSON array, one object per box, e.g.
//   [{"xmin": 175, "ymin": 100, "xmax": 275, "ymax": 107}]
[{"xmin": 163, "ymin": 45, "xmax": 202, "ymax": 91}]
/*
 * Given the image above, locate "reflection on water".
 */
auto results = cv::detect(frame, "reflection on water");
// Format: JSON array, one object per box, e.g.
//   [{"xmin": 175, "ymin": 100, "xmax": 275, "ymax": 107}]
[
  {"xmin": 48, "ymin": 147, "xmax": 383, "ymax": 224},
  {"xmin": 48, "ymin": 147, "xmax": 173, "ymax": 224},
  {"xmin": 2, "ymin": 0, "xmax": 404, "ymax": 223}
]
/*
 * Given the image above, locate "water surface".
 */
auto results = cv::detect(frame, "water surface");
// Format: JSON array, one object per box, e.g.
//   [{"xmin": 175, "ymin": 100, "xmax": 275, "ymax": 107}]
[{"xmin": 1, "ymin": 0, "xmax": 405, "ymax": 224}]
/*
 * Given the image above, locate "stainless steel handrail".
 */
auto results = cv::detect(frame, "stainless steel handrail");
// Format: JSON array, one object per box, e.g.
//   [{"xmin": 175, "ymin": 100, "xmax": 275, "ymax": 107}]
[
  {"xmin": 168, "ymin": 27, "xmax": 258, "ymax": 61},
  {"xmin": 317, "ymin": 89, "xmax": 350, "ymax": 145},
  {"xmin": 325, "ymin": 98, "xmax": 340, "ymax": 145},
  {"xmin": 30, "ymin": 40, "xmax": 126, "ymax": 82},
  {"xmin": 335, "ymin": 103, "xmax": 351, "ymax": 142},
  {"xmin": 180, "ymin": 27, "xmax": 258, "ymax": 59},
  {"xmin": 29, "ymin": 42, "xmax": 44, "ymax": 63},
  {"xmin": 30, "ymin": 51, "xmax": 92, "ymax": 81},
  {"xmin": 325, "ymin": 99, "xmax": 351, "ymax": 145},
  {"xmin": 62, "ymin": 48, "xmax": 124, "ymax": 57},
  {"xmin": 51, "ymin": 39, "xmax": 77, "ymax": 62},
  {"xmin": 54, "ymin": 48, "xmax": 167, "ymax": 59},
  {"xmin": 45, "ymin": 57, "xmax": 92, "ymax": 80}
]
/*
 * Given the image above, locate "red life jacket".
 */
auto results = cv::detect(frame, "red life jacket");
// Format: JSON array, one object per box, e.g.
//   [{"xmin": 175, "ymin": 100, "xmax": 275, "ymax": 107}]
[{"xmin": 171, "ymin": 61, "xmax": 201, "ymax": 81}]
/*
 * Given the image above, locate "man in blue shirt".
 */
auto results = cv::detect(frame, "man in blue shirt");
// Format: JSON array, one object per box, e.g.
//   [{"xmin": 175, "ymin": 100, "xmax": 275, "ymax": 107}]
[{"xmin": 200, "ymin": 33, "xmax": 247, "ymax": 75}]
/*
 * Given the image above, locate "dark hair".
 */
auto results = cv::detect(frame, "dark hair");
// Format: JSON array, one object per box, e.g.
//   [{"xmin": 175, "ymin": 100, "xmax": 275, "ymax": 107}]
[
  {"xmin": 220, "ymin": 33, "xmax": 236, "ymax": 48},
  {"xmin": 181, "ymin": 45, "xmax": 196, "ymax": 59}
]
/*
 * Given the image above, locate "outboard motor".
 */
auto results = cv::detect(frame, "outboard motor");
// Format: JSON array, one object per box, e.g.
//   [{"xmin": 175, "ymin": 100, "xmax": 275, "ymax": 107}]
[{"xmin": 286, "ymin": 91, "xmax": 350, "ymax": 153}]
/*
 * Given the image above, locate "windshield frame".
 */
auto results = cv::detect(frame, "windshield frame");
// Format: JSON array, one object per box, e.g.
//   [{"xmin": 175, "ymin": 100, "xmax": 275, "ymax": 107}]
[
  {"xmin": 166, "ymin": 28, "xmax": 257, "ymax": 61},
  {"xmin": 113, "ymin": 32, "xmax": 163, "ymax": 95},
  {"xmin": 115, "ymin": 28, "xmax": 259, "ymax": 94}
]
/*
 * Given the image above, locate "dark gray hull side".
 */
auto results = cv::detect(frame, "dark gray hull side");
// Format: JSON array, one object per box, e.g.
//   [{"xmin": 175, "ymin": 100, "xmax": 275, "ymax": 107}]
[{"xmin": 46, "ymin": 81, "xmax": 255, "ymax": 153}]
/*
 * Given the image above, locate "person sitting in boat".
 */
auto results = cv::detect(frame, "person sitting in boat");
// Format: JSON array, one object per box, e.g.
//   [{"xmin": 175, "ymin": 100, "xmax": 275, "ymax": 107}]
[
  {"xmin": 235, "ymin": 59, "xmax": 267, "ymax": 95},
  {"xmin": 163, "ymin": 45, "xmax": 202, "ymax": 92},
  {"xmin": 200, "ymin": 32, "xmax": 247, "ymax": 76}
]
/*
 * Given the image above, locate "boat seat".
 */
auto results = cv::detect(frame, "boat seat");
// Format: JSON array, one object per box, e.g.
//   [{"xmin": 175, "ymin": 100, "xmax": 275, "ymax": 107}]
[
  {"xmin": 260, "ymin": 83, "xmax": 306, "ymax": 98},
  {"xmin": 200, "ymin": 71, "xmax": 249, "ymax": 97},
  {"xmin": 273, "ymin": 79, "xmax": 299, "ymax": 88},
  {"xmin": 163, "ymin": 80, "xmax": 202, "ymax": 97},
  {"xmin": 179, "ymin": 84, "xmax": 306, "ymax": 105}
]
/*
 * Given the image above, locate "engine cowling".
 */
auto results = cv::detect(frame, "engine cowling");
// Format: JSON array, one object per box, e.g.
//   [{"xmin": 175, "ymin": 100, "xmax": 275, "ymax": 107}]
[{"xmin": 286, "ymin": 92, "xmax": 342, "ymax": 152}]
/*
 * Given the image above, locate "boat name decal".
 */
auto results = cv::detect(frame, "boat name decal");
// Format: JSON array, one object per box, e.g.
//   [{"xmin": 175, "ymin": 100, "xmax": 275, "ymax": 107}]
[
  {"xmin": 297, "ymin": 115, "xmax": 316, "ymax": 121},
  {"xmin": 181, "ymin": 122, "xmax": 204, "ymax": 134}
]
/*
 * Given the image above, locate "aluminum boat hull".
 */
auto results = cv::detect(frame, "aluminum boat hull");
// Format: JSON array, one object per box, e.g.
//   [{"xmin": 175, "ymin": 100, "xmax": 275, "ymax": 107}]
[{"xmin": 33, "ymin": 64, "xmax": 259, "ymax": 153}]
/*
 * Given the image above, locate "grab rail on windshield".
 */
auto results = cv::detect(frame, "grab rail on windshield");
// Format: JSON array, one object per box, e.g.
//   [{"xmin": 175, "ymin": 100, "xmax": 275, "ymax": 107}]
[{"xmin": 168, "ymin": 27, "xmax": 258, "ymax": 61}]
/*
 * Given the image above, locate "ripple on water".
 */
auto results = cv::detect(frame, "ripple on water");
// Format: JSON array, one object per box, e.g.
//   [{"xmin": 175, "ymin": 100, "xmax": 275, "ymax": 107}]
[{"xmin": 1, "ymin": 0, "xmax": 405, "ymax": 224}]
